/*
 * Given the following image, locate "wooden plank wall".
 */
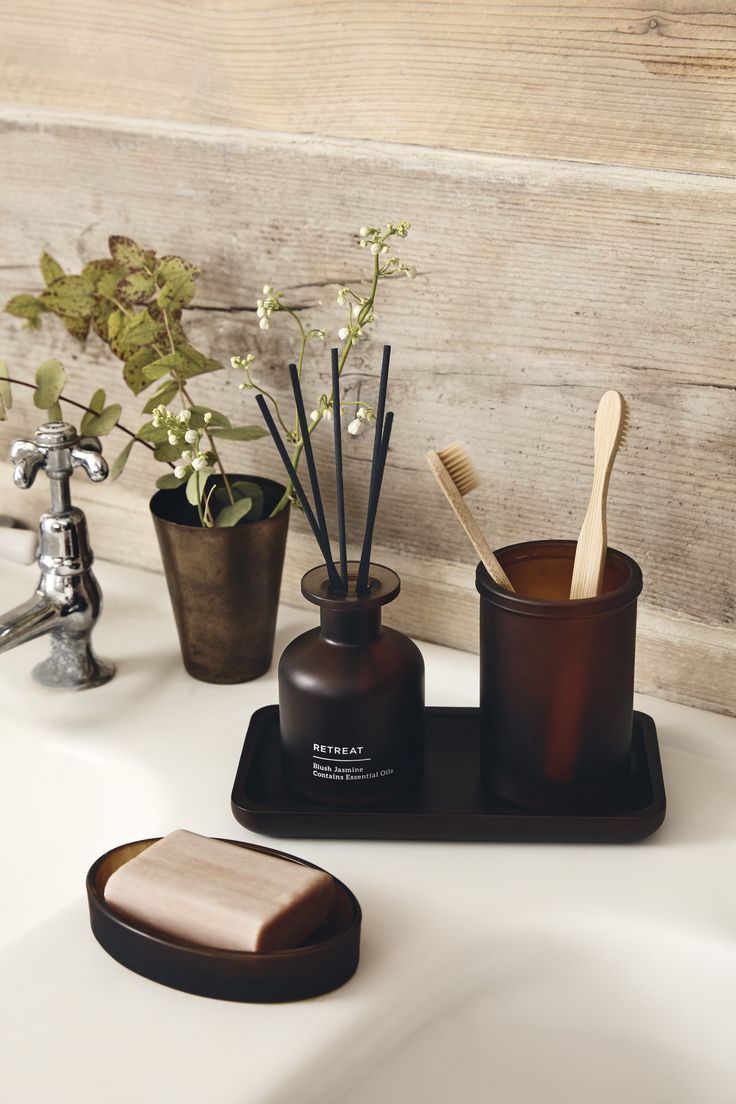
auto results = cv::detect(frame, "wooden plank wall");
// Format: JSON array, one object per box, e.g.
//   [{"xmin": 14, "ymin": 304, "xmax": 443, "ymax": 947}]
[{"xmin": 0, "ymin": 3, "xmax": 734, "ymax": 714}]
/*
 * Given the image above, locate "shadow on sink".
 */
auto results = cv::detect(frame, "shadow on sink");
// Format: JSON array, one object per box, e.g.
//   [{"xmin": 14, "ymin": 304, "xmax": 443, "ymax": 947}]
[{"xmin": 306, "ymin": 923, "xmax": 736, "ymax": 1104}]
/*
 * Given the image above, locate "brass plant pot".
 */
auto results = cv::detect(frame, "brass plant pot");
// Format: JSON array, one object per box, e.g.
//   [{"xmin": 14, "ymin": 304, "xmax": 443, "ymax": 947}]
[{"xmin": 150, "ymin": 475, "xmax": 290, "ymax": 684}]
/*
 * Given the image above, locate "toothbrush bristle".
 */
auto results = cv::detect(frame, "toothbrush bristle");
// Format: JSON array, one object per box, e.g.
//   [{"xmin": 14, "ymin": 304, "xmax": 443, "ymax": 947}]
[
  {"xmin": 618, "ymin": 396, "xmax": 630, "ymax": 446},
  {"xmin": 436, "ymin": 442, "xmax": 480, "ymax": 497}
]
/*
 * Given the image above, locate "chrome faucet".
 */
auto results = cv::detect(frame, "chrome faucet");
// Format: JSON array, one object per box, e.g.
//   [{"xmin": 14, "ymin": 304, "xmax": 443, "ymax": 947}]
[{"xmin": 0, "ymin": 421, "xmax": 115, "ymax": 689}]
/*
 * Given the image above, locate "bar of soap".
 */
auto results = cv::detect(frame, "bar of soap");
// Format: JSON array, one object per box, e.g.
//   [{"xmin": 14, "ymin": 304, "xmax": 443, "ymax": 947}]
[{"xmin": 104, "ymin": 830, "xmax": 335, "ymax": 953}]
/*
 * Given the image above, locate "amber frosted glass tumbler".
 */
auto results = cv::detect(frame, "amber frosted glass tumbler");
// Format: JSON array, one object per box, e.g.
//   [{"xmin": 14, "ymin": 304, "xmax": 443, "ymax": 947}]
[
  {"xmin": 476, "ymin": 540, "xmax": 643, "ymax": 812},
  {"xmin": 279, "ymin": 563, "xmax": 425, "ymax": 806}
]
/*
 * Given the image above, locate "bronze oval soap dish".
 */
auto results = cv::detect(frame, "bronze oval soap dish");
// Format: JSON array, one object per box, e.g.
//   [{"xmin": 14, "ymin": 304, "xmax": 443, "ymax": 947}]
[{"xmin": 86, "ymin": 838, "xmax": 361, "ymax": 1002}]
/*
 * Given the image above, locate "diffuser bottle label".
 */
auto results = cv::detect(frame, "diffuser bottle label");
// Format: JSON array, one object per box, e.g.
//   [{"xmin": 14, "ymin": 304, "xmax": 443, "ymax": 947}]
[{"xmin": 311, "ymin": 743, "xmax": 396, "ymax": 784}]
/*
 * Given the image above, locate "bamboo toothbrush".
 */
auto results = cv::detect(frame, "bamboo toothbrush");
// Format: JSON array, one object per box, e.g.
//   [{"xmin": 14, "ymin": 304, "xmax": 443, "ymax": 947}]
[
  {"xmin": 569, "ymin": 390, "xmax": 629, "ymax": 600},
  {"xmin": 426, "ymin": 443, "xmax": 514, "ymax": 591}
]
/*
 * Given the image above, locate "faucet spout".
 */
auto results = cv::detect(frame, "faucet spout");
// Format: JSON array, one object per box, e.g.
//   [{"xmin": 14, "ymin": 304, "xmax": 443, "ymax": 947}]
[{"xmin": 0, "ymin": 591, "xmax": 58, "ymax": 654}]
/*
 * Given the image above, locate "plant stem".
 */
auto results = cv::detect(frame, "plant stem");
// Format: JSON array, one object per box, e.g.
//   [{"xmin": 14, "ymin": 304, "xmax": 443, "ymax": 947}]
[
  {"xmin": 4, "ymin": 376, "xmax": 166, "ymax": 461},
  {"xmin": 268, "ymin": 252, "xmax": 381, "ymax": 517},
  {"xmin": 161, "ymin": 307, "xmax": 235, "ymax": 506},
  {"xmin": 161, "ymin": 304, "xmax": 236, "ymax": 505}
]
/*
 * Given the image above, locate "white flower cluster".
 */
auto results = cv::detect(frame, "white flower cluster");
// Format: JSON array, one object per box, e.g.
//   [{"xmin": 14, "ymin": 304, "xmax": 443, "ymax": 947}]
[
  {"xmin": 256, "ymin": 285, "xmax": 281, "ymax": 330},
  {"xmin": 231, "ymin": 353, "xmax": 256, "ymax": 389},
  {"xmin": 151, "ymin": 405, "xmax": 213, "ymax": 480},
  {"xmin": 347, "ymin": 405, "xmax": 373, "ymax": 437},
  {"xmin": 357, "ymin": 222, "xmax": 415, "ymax": 276}
]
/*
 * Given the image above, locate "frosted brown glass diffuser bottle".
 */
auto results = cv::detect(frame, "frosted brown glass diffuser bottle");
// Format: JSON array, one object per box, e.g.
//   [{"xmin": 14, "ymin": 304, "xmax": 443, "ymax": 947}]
[{"xmin": 257, "ymin": 347, "xmax": 424, "ymax": 806}]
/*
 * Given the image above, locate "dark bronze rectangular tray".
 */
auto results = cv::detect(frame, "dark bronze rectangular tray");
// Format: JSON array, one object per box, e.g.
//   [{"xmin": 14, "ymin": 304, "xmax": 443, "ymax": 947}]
[{"xmin": 231, "ymin": 707, "xmax": 666, "ymax": 844}]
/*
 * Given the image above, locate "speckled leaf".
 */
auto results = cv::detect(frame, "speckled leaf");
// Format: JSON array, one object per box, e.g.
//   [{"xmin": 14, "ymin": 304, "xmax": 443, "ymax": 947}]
[
  {"xmin": 142, "ymin": 351, "xmax": 182, "ymax": 382},
  {"xmin": 63, "ymin": 314, "xmax": 91, "ymax": 342},
  {"xmin": 41, "ymin": 275, "xmax": 95, "ymax": 319},
  {"xmin": 156, "ymin": 255, "xmax": 199, "ymax": 284},
  {"xmin": 110, "ymin": 439, "xmax": 134, "ymax": 481},
  {"xmin": 39, "ymin": 251, "xmax": 64, "ymax": 287},
  {"xmin": 157, "ymin": 271, "xmax": 196, "ymax": 312},
  {"xmin": 123, "ymin": 348, "xmax": 157, "ymax": 395},
  {"xmin": 117, "ymin": 269, "xmax": 155, "ymax": 306},
  {"xmin": 33, "ymin": 359, "xmax": 65, "ymax": 410},
  {"xmin": 5, "ymin": 293, "xmax": 46, "ymax": 329},
  {"xmin": 96, "ymin": 263, "xmax": 129, "ymax": 300},
  {"xmin": 109, "ymin": 236, "xmax": 148, "ymax": 270}
]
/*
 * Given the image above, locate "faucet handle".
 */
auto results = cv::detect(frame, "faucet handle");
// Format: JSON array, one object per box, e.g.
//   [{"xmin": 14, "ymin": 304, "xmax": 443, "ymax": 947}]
[
  {"xmin": 9, "ymin": 422, "xmax": 109, "ymax": 509},
  {"xmin": 10, "ymin": 439, "xmax": 46, "ymax": 489},
  {"xmin": 71, "ymin": 439, "xmax": 109, "ymax": 482}
]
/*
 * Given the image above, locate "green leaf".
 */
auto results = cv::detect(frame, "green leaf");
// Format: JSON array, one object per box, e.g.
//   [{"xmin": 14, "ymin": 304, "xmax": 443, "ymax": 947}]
[
  {"xmin": 80, "ymin": 388, "xmax": 105, "ymax": 434},
  {"xmin": 110, "ymin": 439, "xmax": 134, "ymax": 481},
  {"xmin": 231, "ymin": 479, "xmax": 264, "ymax": 513},
  {"xmin": 109, "ymin": 236, "xmax": 148, "ymax": 270},
  {"xmin": 142, "ymin": 380, "xmax": 178, "ymax": 414},
  {"xmin": 186, "ymin": 465, "xmax": 214, "ymax": 505},
  {"xmin": 33, "ymin": 359, "xmax": 65, "ymax": 410},
  {"xmin": 89, "ymin": 388, "xmax": 106, "ymax": 412},
  {"xmin": 47, "ymin": 400, "xmax": 63, "ymax": 421},
  {"xmin": 136, "ymin": 420, "xmax": 168, "ymax": 443},
  {"xmin": 40, "ymin": 275, "xmax": 95, "ymax": 319},
  {"xmin": 157, "ymin": 270, "xmax": 196, "ymax": 312},
  {"xmin": 187, "ymin": 404, "xmax": 230, "ymax": 429},
  {"xmin": 213, "ymin": 497, "xmax": 254, "ymax": 527},
  {"xmin": 123, "ymin": 348, "xmax": 157, "ymax": 395},
  {"xmin": 80, "ymin": 403, "xmax": 121, "ymax": 437},
  {"xmin": 0, "ymin": 360, "xmax": 13, "ymax": 412},
  {"xmin": 154, "ymin": 440, "xmax": 184, "ymax": 462},
  {"xmin": 40, "ymin": 251, "xmax": 64, "ymax": 287},
  {"xmin": 63, "ymin": 314, "xmax": 90, "ymax": 342},
  {"xmin": 156, "ymin": 471, "xmax": 188, "ymax": 490},
  {"xmin": 5, "ymin": 293, "xmax": 46, "ymax": 329},
  {"xmin": 116, "ymin": 269, "xmax": 155, "ymax": 306},
  {"xmin": 208, "ymin": 425, "xmax": 268, "ymax": 441}
]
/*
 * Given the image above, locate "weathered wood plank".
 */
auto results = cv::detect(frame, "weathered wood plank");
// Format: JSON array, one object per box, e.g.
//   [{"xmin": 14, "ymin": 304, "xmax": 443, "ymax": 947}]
[
  {"xmin": 2, "ymin": 2, "xmax": 736, "ymax": 174},
  {"xmin": 0, "ymin": 111, "xmax": 733, "ymax": 711}
]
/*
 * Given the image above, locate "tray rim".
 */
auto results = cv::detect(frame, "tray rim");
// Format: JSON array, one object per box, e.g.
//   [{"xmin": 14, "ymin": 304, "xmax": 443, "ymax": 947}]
[{"xmin": 231, "ymin": 707, "xmax": 666, "ymax": 843}]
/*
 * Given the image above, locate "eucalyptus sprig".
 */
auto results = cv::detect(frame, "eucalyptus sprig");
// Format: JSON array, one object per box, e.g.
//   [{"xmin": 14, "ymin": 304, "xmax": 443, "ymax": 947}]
[
  {"xmin": 4, "ymin": 236, "xmax": 267, "ymax": 527},
  {"xmin": 232, "ymin": 221, "xmax": 415, "ymax": 515}
]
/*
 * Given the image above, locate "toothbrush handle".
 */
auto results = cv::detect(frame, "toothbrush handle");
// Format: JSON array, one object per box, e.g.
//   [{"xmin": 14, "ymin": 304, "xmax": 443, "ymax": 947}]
[
  {"xmin": 570, "ymin": 494, "xmax": 607, "ymax": 599},
  {"xmin": 426, "ymin": 451, "xmax": 514, "ymax": 591}
]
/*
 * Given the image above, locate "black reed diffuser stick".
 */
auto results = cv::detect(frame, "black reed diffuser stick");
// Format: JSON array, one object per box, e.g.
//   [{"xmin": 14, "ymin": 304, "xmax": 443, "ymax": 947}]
[
  {"xmin": 289, "ymin": 362, "xmax": 332, "ymax": 560},
  {"xmin": 356, "ymin": 345, "xmax": 391, "ymax": 594},
  {"xmin": 254, "ymin": 393, "xmax": 343, "ymax": 591},
  {"xmin": 331, "ymin": 348, "xmax": 348, "ymax": 591},
  {"xmin": 356, "ymin": 410, "xmax": 394, "ymax": 595}
]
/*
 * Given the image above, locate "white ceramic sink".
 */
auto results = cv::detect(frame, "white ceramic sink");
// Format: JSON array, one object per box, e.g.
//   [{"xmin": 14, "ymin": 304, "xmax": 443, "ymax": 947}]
[
  {"xmin": 330, "ymin": 922, "xmax": 736, "ymax": 1104},
  {"xmin": 0, "ymin": 557, "xmax": 734, "ymax": 1104}
]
